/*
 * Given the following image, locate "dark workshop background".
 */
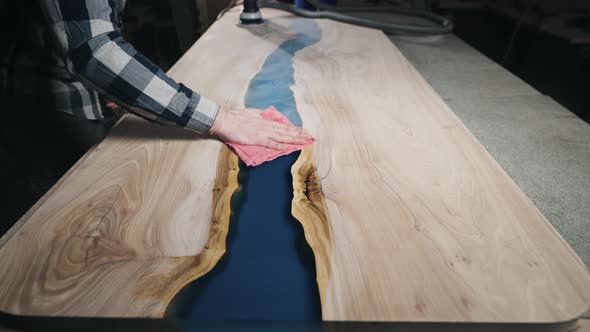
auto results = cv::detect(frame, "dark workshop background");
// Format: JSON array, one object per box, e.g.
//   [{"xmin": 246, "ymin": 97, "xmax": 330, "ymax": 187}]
[{"xmin": 0, "ymin": 0, "xmax": 589, "ymax": 238}]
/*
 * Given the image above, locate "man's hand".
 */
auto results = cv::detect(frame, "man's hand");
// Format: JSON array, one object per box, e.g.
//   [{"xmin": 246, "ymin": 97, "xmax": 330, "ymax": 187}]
[{"xmin": 209, "ymin": 107, "xmax": 312, "ymax": 149}]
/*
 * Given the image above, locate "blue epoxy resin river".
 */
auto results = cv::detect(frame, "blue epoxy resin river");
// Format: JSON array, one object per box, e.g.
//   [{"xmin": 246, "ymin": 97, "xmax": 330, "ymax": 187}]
[{"xmin": 174, "ymin": 20, "xmax": 322, "ymax": 323}]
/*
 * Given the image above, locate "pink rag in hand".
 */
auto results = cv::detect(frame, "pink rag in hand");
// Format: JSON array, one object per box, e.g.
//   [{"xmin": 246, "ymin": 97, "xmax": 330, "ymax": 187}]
[{"xmin": 228, "ymin": 106, "xmax": 315, "ymax": 167}]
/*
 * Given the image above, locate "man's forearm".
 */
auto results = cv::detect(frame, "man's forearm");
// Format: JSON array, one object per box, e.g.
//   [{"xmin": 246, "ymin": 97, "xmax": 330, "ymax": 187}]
[{"xmin": 40, "ymin": 0, "xmax": 219, "ymax": 134}]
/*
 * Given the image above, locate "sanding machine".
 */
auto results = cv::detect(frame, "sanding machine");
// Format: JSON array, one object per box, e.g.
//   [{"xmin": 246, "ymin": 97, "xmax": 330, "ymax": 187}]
[{"xmin": 239, "ymin": 0, "xmax": 454, "ymax": 34}]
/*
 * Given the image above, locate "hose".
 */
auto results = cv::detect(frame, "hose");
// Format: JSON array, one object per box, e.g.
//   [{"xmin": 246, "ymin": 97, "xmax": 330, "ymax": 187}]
[{"xmin": 257, "ymin": 0, "xmax": 453, "ymax": 35}]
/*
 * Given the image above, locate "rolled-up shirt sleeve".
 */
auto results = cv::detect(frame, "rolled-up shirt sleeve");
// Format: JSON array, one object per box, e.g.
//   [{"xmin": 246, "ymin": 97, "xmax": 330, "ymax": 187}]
[{"xmin": 40, "ymin": 0, "xmax": 219, "ymax": 134}]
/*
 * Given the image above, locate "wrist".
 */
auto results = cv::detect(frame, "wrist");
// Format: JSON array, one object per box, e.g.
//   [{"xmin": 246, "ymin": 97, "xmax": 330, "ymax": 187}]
[{"xmin": 209, "ymin": 106, "xmax": 227, "ymax": 135}]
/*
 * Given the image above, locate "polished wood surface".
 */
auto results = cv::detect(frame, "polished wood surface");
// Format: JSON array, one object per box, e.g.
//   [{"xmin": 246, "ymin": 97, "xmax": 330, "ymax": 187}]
[
  {"xmin": 0, "ymin": 9, "xmax": 279, "ymax": 317},
  {"xmin": 290, "ymin": 16, "xmax": 590, "ymax": 323},
  {"xmin": 0, "ymin": 7, "xmax": 588, "ymax": 323},
  {"xmin": 0, "ymin": 119, "xmax": 239, "ymax": 317}
]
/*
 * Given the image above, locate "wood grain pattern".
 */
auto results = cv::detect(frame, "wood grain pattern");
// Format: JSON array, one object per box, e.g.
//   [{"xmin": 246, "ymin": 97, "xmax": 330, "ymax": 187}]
[
  {"xmin": 0, "ymin": 9, "xmax": 295, "ymax": 317},
  {"xmin": 289, "ymin": 18, "xmax": 590, "ymax": 323},
  {"xmin": 0, "ymin": 119, "xmax": 238, "ymax": 317},
  {"xmin": 1, "ymin": 7, "xmax": 588, "ymax": 323},
  {"xmin": 577, "ymin": 319, "xmax": 590, "ymax": 332},
  {"xmin": 292, "ymin": 147, "xmax": 332, "ymax": 304}
]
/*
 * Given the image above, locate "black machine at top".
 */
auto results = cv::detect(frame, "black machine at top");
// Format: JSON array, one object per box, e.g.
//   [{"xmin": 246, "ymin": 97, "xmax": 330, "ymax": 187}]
[{"xmin": 239, "ymin": 0, "xmax": 453, "ymax": 35}]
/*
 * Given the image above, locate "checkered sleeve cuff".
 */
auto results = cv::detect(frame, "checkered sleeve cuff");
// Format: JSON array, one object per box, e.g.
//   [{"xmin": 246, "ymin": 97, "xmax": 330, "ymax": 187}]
[{"xmin": 184, "ymin": 94, "xmax": 220, "ymax": 134}]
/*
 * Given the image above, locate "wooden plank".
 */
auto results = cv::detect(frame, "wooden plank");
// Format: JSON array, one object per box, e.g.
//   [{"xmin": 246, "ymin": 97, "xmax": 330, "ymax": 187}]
[
  {"xmin": 1, "ymin": 7, "xmax": 588, "ymax": 323},
  {"xmin": 574, "ymin": 319, "xmax": 590, "ymax": 332},
  {"xmin": 0, "ymin": 121, "xmax": 110, "ymax": 251},
  {"xmin": 289, "ymin": 16, "xmax": 590, "ymax": 322},
  {"xmin": 0, "ymin": 122, "xmax": 238, "ymax": 318},
  {"xmin": 0, "ymin": 9, "xmax": 287, "ymax": 317}
]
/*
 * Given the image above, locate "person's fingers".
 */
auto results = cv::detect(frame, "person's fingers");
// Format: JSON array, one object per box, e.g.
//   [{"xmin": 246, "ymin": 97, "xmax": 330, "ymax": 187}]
[
  {"xmin": 257, "ymin": 120, "xmax": 312, "ymax": 143},
  {"xmin": 243, "ymin": 108, "xmax": 265, "ymax": 116},
  {"xmin": 281, "ymin": 126, "xmax": 312, "ymax": 139},
  {"xmin": 263, "ymin": 120, "xmax": 308, "ymax": 135},
  {"xmin": 271, "ymin": 124, "xmax": 301, "ymax": 135},
  {"xmin": 268, "ymin": 131, "xmax": 309, "ymax": 144},
  {"xmin": 244, "ymin": 108, "xmax": 263, "ymax": 112},
  {"xmin": 257, "ymin": 119, "xmax": 288, "ymax": 130}
]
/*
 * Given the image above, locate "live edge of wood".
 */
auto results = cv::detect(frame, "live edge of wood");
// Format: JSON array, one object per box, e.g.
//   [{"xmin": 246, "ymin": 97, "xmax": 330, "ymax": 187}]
[
  {"xmin": 0, "ymin": 7, "xmax": 588, "ymax": 326},
  {"xmin": 0, "ymin": 126, "xmax": 238, "ymax": 318},
  {"xmin": 0, "ymin": 5, "xmax": 259, "ymax": 317},
  {"xmin": 289, "ymin": 16, "xmax": 590, "ymax": 324},
  {"xmin": 291, "ymin": 147, "xmax": 332, "ymax": 307}
]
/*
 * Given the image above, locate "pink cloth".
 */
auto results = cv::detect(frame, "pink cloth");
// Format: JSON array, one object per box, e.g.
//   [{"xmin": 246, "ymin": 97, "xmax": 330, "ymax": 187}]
[{"xmin": 228, "ymin": 106, "xmax": 315, "ymax": 167}]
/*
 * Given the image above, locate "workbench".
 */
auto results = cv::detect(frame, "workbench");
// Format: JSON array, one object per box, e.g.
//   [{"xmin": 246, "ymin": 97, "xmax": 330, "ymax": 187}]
[{"xmin": 0, "ymin": 7, "xmax": 589, "ymax": 332}]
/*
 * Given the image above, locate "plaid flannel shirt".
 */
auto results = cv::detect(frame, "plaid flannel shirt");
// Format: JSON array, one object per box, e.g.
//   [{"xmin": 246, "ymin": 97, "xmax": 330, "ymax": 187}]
[{"xmin": 40, "ymin": 0, "xmax": 219, "ymax": 134}]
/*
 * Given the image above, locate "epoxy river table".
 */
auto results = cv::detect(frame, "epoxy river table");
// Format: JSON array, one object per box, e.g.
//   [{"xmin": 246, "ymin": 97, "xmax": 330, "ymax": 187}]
[{"xmin": 0, "ymin": 7, "xmax": 588, "ymax": 331}]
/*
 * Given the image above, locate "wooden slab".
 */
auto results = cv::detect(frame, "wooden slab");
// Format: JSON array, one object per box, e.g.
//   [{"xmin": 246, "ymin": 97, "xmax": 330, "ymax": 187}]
[
  {"xmin": 0, "ymin": 7, "xmax": 588, "ymax": 324},
  {"xmin": 0, "ymin": 9, "xmax": 288, "ymax": 317},
  {"xmin": 289, "ymin": 15, "xmax": 590, "ymax": 323}
]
